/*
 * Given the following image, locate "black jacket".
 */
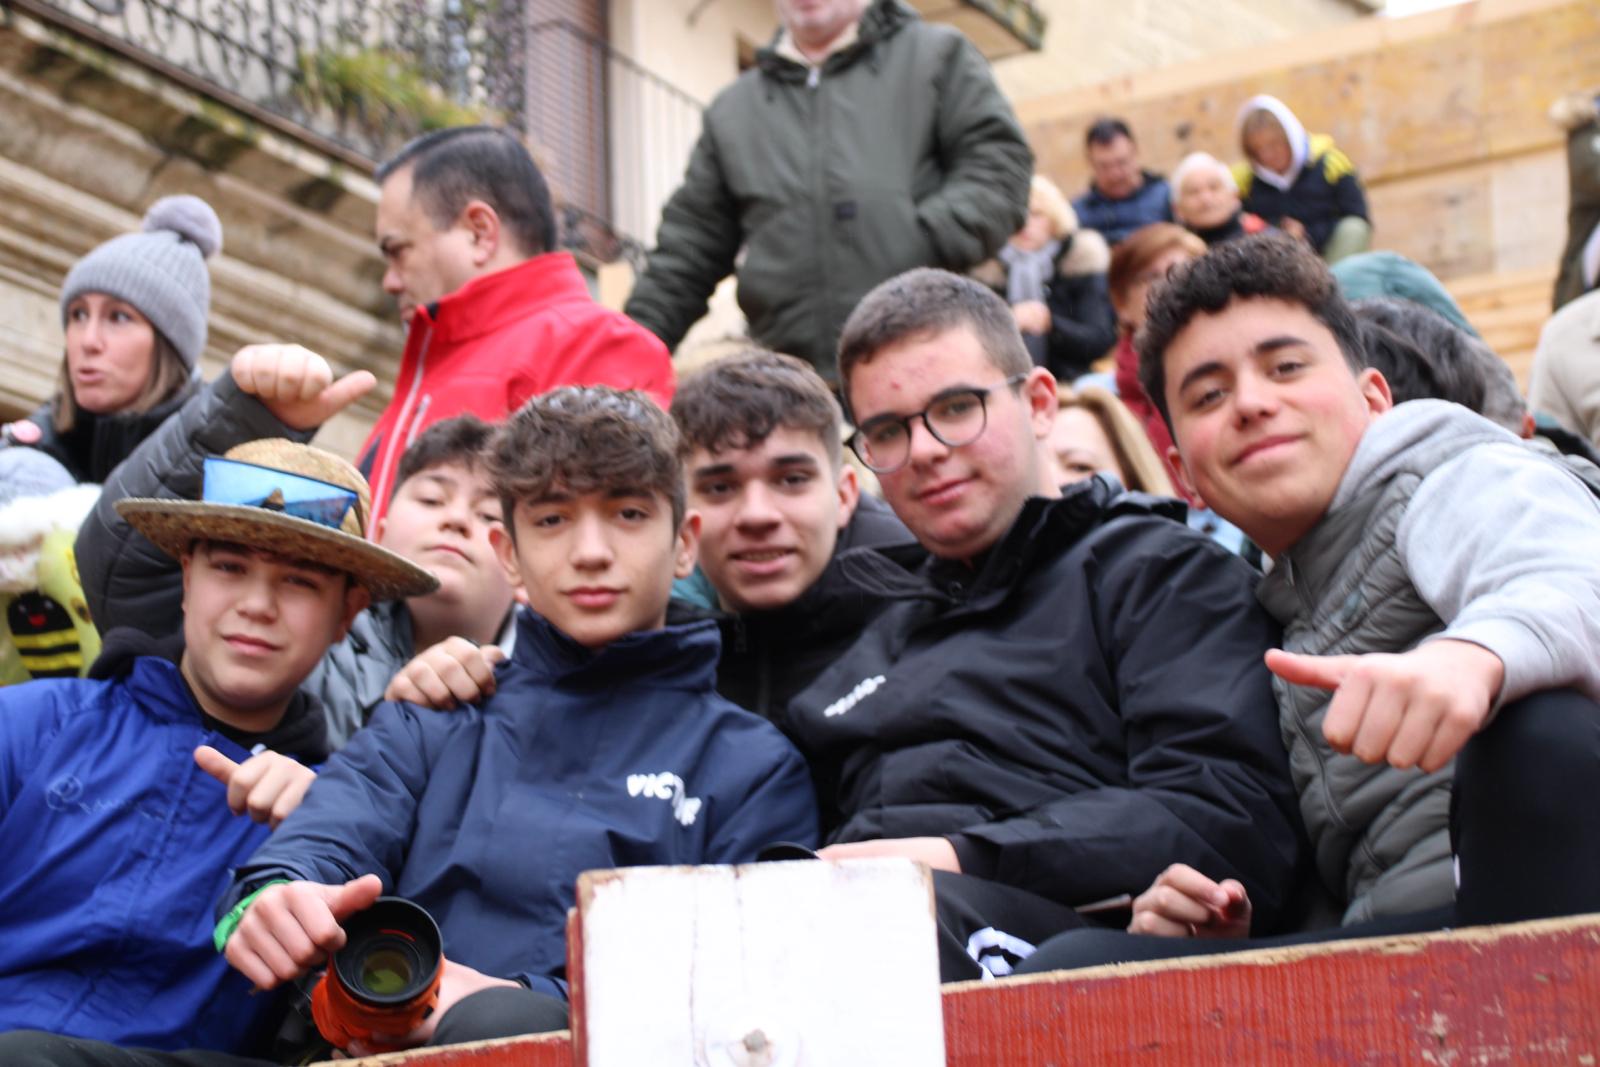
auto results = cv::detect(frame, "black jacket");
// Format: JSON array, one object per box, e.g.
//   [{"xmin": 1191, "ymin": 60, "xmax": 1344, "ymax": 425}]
[
  {"xmin": 9, "ymin": 378, "xmax": 199, "ymax": 486},
  {"xmin": 714, "ymin": 496, "xmax": 914, "ymax": 721},
  {"xmin": 779, "ymin": 479, "xmax": 1304, "ymax": 929}
]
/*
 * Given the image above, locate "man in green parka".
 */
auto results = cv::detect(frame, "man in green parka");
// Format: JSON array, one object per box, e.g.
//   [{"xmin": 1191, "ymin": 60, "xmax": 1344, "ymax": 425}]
[{"xmin": 624, "ymin": 0, "xmax": 1033, "ymax": 383}]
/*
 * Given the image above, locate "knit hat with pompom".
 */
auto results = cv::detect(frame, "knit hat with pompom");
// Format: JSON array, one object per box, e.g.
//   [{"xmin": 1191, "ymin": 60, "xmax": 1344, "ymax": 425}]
[{"xmin": 59, "ymin": 195, "xmax": 224, "ymax": 370}]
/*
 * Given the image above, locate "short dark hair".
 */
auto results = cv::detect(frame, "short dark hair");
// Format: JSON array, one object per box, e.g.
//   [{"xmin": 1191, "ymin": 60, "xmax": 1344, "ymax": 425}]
[
  {"xmin": 487, "ymin": 387, "xmax": 685, "ymax": 531},
  {"xmin": 671, "ymin": 349, "xmax": 844, "ymax": 467},
  {"xmin": 1353, "ymin": 297, "xmax": 1526, "ymax": 431},
  {"xmin": 1137, "ymin": 233, "xmax": 1364, "ymax": 428},
  {"xmin": 393, "ymin": 414, "xmax": 497, "ymax": 499},
  {"xmin": 1086, "ymin": 117, "xmax": 1134, "ymax": 149},
  {"xmin": 375, "ymin": 126, "xmax": 556, "ymax": 258},
  {"xmin": 836, "ymin": 268, "xmax": 1031, "ymax": 414}
]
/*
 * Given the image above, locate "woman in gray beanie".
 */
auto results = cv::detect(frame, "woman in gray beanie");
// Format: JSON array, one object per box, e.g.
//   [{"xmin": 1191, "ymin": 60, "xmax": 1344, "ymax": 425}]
[{"xmin": 1, "ymin": 195, "xmax": 222, "ymax": 483}]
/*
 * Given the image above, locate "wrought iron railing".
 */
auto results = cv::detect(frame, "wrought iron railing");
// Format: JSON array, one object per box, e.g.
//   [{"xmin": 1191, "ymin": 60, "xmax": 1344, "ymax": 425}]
[{"xmin": 5, "ymin": 0, "xmax": 703, "ymax": 262}]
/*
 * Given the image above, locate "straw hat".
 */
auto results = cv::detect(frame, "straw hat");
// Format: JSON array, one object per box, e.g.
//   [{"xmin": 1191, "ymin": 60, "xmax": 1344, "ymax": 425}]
[{"xmin": 116, "ymin": 439, "xmax": 439, "ymax": 602}]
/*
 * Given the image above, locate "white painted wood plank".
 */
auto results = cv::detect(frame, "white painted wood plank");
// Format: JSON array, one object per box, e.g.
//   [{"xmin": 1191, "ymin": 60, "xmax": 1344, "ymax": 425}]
[{"xmin": 574, "ymin": 859, "xmax": 944, "ymax": 1067}]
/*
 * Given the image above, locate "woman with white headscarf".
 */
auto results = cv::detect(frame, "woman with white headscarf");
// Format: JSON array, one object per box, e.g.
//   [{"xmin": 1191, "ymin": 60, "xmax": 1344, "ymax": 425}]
[{"xmin": 1233, "ymin": 95, "xmax": 1371, "ymax": 263}]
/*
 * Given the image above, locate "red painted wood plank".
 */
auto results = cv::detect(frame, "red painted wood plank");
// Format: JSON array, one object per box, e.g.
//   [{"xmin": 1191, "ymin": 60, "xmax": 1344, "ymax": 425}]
[
  {"xmin": 333, "ymin": 915, "xmax": 1600, "ymax": 1065},
  {"xmin": 942, "ymin": 915, "xmax": 1600, "ymax": 1066}
]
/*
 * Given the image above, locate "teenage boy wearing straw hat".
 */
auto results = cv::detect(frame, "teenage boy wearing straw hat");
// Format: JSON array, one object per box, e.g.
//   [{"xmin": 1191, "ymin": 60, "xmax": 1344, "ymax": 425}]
[{"xmin": 0, "ymin": 439, "xmax": 436, "ymax": 1054}]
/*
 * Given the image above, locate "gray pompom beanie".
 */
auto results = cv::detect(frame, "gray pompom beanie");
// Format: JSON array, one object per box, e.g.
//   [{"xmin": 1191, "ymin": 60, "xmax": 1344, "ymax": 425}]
[{"xmin": 59, "ymin": 195, "xmax": 223, "ymax": 370}]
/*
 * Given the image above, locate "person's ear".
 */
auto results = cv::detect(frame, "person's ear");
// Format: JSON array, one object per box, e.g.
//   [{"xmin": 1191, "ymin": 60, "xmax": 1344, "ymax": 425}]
[
  {"xmin": 835, "ymin": 462, "xmax": 860, "ymax": 529},
  {"xmin": 374, "ymin": 515, "xmax": 388, "ymax": 547},
  {"xmin": 673, "ymin": 511, "xmax": 702, "ymax": 580},
  {"xmin": 1358, "ymin": 366, "xmax": 1393, "ymax": 420},
  {"xmin": 459, "ymin": 200, "xmax": 502, "ymax": 267},
  {"xmin": 179, "ymin": 548, "xmax": 195, "ymax": 605},
  {"xmin": 1520, "ymin": 411, "xmax": 1537, "ymax": 440},
  {"xmin": 338, "ymin": 584, "xmax": 372, "ymax": 639},
  {"xmin": 1166, "ymin": 444, "xmax": 1205, "ymax": 506},
  {"xmin": 489, "ymin": 523, "xmax": 522, "ymax": 585},
  {"xmin": 1024, "ymin": 368, "xmax": 1058, "ymax": 440}
]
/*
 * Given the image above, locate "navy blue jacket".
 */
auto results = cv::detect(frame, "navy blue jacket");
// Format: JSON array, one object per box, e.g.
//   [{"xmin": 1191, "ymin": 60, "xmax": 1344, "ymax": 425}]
[
  {"xmin": 781, "ymin": 482, "xmax": 1304, "ymax": 930},
  {"xmin": 0, "ymin": 655, "xmax": 319, "ymax": 1051},
  {"xmin": 226, "ymin": 612, "xmax": 819, "ymax": 997},
  {"xmin": 1071, "ymin": 172, "xmax": 1173, "ymax": 245}
]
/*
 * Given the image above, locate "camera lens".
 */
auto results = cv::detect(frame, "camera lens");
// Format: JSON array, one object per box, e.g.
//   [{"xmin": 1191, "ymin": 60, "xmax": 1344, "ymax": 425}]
[{"xmin": 332, "ymin": 898, "xmax": 443, "ymax": 1006}]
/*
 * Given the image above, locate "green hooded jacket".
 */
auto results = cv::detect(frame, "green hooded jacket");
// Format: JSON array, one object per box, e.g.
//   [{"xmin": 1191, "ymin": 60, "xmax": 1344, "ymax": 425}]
[{"xmin": 624, "ymin": 0, "xmax": 1033, "ymax": 381}]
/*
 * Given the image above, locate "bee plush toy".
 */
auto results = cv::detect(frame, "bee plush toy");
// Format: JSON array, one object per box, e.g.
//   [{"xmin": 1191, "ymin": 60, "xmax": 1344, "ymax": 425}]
[{"xmin": 0, "ymin": 453, "xmax": 100, "ymax": 686}]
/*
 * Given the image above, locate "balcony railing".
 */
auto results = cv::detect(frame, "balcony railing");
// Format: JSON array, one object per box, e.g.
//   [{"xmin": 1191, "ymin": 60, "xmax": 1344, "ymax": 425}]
[{"xmin": 4, "ymin": 0, "xmax": 702, "ymax": 263}]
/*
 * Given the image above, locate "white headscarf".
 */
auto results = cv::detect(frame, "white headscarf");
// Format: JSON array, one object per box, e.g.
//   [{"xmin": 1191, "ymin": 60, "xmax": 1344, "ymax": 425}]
[{"xmin": 1237, "ymin": 95, "xmax": 1310, "ymax": 192}]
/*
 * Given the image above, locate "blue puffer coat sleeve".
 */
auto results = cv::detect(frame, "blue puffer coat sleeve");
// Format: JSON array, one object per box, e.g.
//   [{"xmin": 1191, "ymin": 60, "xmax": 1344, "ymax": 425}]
[{"xmin": 222, "ymin": 701, "xmax": 442, "ymax": 906}]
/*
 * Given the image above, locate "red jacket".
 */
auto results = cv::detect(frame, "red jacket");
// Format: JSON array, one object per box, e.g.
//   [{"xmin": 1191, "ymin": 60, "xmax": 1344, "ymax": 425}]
[{"xmin": 359, "ymin": 253, "xmax": 674, "ymax": 526}]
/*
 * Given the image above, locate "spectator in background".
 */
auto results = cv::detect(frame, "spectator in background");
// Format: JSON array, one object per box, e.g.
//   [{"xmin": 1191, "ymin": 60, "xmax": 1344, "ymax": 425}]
[
  {"xmin": 1330, "ymin": 250, "xmax": 1480, "ymax": 338},
  {"xmin": 1, "ymin": 196, "xmax": 220, "ymax": 484},
  {"xmin": 1046, "ymin": 384, "xmax": 1175, "ymax": 495},
  {"xmin": 974, "ymin": 175, "xmax": 1118, "ymax": 381},
  {"xmin": 1550, "ymin": 89, "xmax": 1600, "ymax": 310},
  {"xmin": 1071, "ymin": 118, "xmax": 1173, "ymax": 246},
  {"xmin": 1531, "ymin": 289, "xmax": 1600, "ymax": 450},
  {"xmin": 625, "ymin": 0, "xmax": 1032, "ymax": 383},
  {"xmin": 1107, "ymin": 224, "xmax": 1246, "ymax": 550},
  {"xmin": 1234, "ymin": 95, "xmax": 1371, "ymax": 263},
  {"xmin": 1170, "ymin": 151, "xmax": 1267, "ymax": 247},
  {"xmin": 362, "ymin": 126, "xmax": 673, "ymax": 526}
]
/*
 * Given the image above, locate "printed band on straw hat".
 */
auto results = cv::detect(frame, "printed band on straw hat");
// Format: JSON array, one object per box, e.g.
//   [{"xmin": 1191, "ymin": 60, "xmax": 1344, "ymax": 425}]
[{"xmin": 116, "ymin": 439, "xmax": 439, "ymax": 602}]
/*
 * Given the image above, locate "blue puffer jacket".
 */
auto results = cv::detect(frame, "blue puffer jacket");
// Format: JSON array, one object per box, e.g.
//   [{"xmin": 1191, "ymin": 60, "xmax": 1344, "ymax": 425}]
[
  {"xmin": 226, "ymin": 611, "xmax": 820, "ymax": 998},
  {"xmin": 0, "ymin": 656, "xmax": 316, "ymax": 1051}
]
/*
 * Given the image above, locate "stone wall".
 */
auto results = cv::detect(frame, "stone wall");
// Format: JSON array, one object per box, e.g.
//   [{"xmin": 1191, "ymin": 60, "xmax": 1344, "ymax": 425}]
[{"xmin": 0, "ymin": 7, "xmax": 400, "ymax": 462}]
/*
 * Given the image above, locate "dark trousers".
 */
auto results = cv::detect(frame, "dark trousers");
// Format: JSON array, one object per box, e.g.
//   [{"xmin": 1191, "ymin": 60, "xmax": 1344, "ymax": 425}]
[
  {"xmin": 1016, "ymin": 688, "xmax": 1600, "ymax": 975},
  {"xmin": 932, "ymin": 869, "xmax": 1088, "ymax": 981},
  {"xmin": 0, "ymin": 987, "xmax": 569, "ymax": 1066}
]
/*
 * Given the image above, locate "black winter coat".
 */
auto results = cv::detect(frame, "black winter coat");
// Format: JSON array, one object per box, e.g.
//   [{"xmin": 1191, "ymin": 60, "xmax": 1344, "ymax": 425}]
[{"xmin": 779, "ymin": 479, "xmax": 1305, "ymax": 929}]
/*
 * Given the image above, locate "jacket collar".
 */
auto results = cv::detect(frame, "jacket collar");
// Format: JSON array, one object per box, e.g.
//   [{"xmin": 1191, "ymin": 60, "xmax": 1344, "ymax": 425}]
[
  {"xmin": 119, "ymin": 654, "xmax": 331, "ymax": 761},
  {"xmin": 837, "ymin": 478, "xmax": 1183, "ymax": 608},
  {"xmin": 513, "ymin": 607, "xmax": 721, "ymax": 692},
  {"xmin": 413, "ymin": 252, "xmax": 591, "ymax": 347},
  {"xmin": 757, "ymin": 0, "xmax": 912, "ymax": 78}
]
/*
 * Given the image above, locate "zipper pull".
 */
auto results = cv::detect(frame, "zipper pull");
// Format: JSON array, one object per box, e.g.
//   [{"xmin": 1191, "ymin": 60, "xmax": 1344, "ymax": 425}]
[{"xmin": 806, "ymin": 66, "xmax": 819, "ymax": 89}]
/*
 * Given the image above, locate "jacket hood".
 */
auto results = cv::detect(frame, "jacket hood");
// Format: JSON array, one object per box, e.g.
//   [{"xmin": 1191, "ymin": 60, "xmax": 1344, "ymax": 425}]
[
  {"xmin": 1330, "ymin": 400, "xmax": 1518, "ymax": 515},
  {"xmin": 514, "ymin": 607, "xmax": 721, "ymax": 692},
  {"xmin": 1238, "ymin": 94, "xmax": 1310, "ymax": 191},
  {"xmin": 757, "ymin": 0, "xmax": 913, "ymax": 78},
  {"xmin": 89, "ymin": 627, "xmax": 330, "ymax": 761}
]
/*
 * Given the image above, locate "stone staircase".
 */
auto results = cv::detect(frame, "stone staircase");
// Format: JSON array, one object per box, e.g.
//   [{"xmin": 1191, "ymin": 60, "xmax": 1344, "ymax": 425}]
[{"xmin": 1446, "ymin": 265, "xmax": 1558, "ymax": 391}]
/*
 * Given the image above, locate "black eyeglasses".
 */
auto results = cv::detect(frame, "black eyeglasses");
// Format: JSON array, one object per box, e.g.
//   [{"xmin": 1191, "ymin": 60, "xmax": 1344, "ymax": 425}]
[{"xmin": 848, "ymin": 373, "xmax": 1028, "ymax": 474}]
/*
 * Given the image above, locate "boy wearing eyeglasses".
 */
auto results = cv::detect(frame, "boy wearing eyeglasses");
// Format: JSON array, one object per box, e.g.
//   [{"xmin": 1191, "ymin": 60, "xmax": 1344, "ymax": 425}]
[
  {"xmin": 0, "ymin": 440, "xmax": 438, "ymax": 1053},
  {"xmin": 779, "ymin": 268, "xmax": 1301, "ymax": 981}
]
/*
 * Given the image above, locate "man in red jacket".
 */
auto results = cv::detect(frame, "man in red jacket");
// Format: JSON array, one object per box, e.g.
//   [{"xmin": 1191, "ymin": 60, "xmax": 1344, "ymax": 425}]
[{"xmin": 361, "ymin": 126, "xmax": 674, "ymax": 526}]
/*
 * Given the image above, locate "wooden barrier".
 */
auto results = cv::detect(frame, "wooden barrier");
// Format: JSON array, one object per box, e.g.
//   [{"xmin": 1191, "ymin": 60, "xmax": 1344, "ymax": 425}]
[{"xmin": 334, "ymin": 912, "xmax": 1600, "ymax": 1065}]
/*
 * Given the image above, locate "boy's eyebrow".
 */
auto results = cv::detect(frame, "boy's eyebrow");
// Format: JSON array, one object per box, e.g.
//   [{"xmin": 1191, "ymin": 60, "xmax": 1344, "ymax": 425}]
[
  {"xmin": 1175, "ymin": 336, "xmax": 1310, "ymax": 394},
  {"xmin": 769, "ymin": 453, "xmax": 822, "ymax": 470},
  {"xmin": 691, "ymin": 461, "xmax": 738, "ymax": 480}
]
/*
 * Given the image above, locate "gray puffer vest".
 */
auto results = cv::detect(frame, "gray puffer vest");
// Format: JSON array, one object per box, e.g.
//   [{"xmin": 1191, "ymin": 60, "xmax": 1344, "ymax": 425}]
[{"xmin": 1257, "ymin": 421, "xmax": 1501, "ymax": 923}]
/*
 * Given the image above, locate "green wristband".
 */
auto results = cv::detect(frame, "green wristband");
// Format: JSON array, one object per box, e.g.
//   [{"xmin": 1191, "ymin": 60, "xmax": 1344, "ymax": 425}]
[{"xmin": 213, "ymin": 880, "xmax": 290, "ymax": 953}]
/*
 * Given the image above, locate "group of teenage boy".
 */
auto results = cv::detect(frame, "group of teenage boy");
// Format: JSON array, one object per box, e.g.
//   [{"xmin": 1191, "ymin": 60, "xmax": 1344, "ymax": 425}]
[{"xmin": 4, "ymin": 148, "xmax": 1600, "ymax": 1064}]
